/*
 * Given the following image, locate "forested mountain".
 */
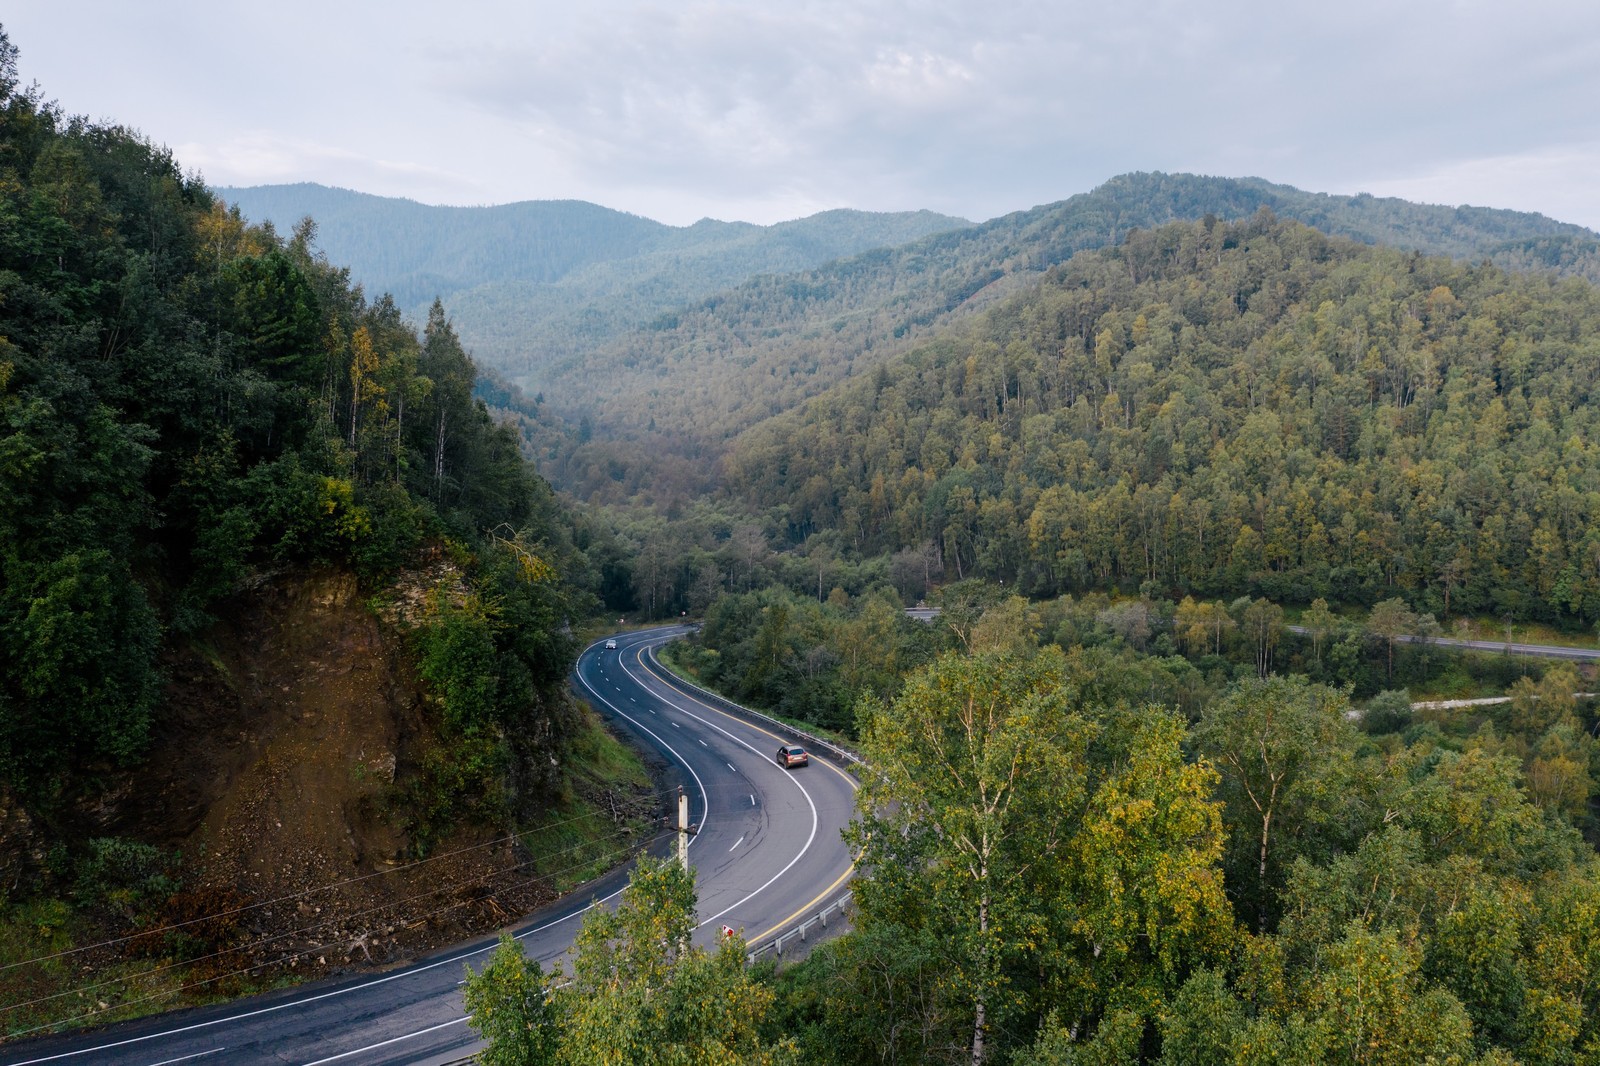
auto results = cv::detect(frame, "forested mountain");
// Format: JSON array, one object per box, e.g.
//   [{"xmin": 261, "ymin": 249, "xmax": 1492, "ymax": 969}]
[
  {"xmin": 0, "ymin": 145, "xmax": 577, "ymax": 796},
  {"xmin": 0, "ymin": 23, "xmax": 599, "ymax": 946},
  {"xmin": 528, "ymin": 173, "xmax": 1600, "ymax": 506},
  {"xmin": 217, "ymin": 183, "xmax": 968, "ymax": 370},
  {"xmin": 720, "ymin": 213, "xmax": 1600, "ymax": 627}
]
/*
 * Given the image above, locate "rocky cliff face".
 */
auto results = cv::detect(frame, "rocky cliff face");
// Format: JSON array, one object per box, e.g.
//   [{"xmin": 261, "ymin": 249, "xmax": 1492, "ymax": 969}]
[
  {"xmin": 8, "ymin": 566, "xmax": 555, "ymax": 982},
  {"xmin": 152, "ymin": 570, "xmax": 412, "ymax": 898}
]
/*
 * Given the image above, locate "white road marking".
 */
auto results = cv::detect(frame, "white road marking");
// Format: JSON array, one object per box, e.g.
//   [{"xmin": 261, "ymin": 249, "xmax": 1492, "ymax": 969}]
[
  {"xmin": 749, "ymin": 794, "xmax": 755, "ymax": 805},
  {"xmin": 298, "ymin": 1015, "xmax": 469, "ymax": 1065},
  {"xmin": 698, "ymin": 739, "xmax": 707, "ymax": 747},
  {"xmin": 730, "ymin": 835, "xmax": 744, "ymax": 851},
  {"xmin": 619, "ymin": 649, "xmax": 830, "ymax": 931},
  {"xmin": 728, "ymin": 763, "xmax": 738, "ymax": 772},
  {"xmin": 147, "ymin": 1051, "xmax": 228, "ymax": 1066}
]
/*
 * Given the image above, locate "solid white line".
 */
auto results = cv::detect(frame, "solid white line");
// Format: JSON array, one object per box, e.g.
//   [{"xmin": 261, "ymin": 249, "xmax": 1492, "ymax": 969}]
[
  {"xmin": 146, "ymin": 1050, "xmax": 227, "ymax": 1066},
  {"xmin": 297, "ymin": 1015, "xmax": 469, "ymax": 1065},
  {"xmin": 729, "ymin": 836, "xmax": 744, "ymax": 851}
]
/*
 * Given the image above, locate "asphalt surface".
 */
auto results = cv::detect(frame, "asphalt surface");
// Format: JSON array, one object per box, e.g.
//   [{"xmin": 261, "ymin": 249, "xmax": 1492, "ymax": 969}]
[
  {"xmin": 2, "ymin": 626, "xmax": 860, "ymax": 1066},
  {"xmin": 1285, "ymin": 624, "xmax": 1600, "ymax": 661}
]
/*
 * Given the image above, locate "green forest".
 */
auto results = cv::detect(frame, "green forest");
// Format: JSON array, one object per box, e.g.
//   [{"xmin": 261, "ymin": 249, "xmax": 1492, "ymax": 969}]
[
  {"xmin": 6, "ymin": 14, "xmax": 1600, "ymax": 1063},
  {"xmin": 0, "ymin": 99, "xmax": 569, "ymax": 790},
  {"xmin": 0, "ymin": 22, "xmax": 602, "ymax": 953},
  {"xmin": 475, "ymin": 603, "xmax": 1600, "ymax": 1065},
  {"xmin": 721, "ymin": 214, "xmax": 1600, "ymax": 627},
  {"xmin": 506, "ymin": 172, "xmax": 1600, "ymax": 509}
]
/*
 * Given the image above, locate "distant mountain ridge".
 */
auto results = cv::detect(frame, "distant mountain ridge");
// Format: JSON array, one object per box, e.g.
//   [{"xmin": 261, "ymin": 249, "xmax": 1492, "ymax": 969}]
[
  {"xmin": 221, "ymin": 176, "xmax": 1600, "ymax": 512},
  {"xmin": 215, "ymin": 183, "xmax": 971, "ymax": 366},
  {"xmin": 531, "ymin": 172, "xmax": 1600, "ymax": 441}
]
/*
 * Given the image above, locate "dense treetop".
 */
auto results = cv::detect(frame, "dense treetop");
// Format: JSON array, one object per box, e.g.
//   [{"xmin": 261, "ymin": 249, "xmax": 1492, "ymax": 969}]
[
  {"xmin": 0, "ymin": 31, "xmax": 585, "ymax": 806},
  {"xmin": 713, "ymin": 213, "xmax": 1600, "ymax": 626}
]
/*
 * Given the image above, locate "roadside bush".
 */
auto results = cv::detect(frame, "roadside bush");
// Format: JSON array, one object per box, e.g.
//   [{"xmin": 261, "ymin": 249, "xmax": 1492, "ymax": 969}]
[{"xmin": 71, "ymin": 838, "xmax": 178, "ymax": 919}]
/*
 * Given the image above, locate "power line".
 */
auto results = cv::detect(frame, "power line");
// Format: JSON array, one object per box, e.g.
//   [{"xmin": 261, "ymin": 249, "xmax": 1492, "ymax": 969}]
[
  {"xmin": 2, "ymin": 827, "xmax": 672, "ymax": 1040},
  {"xmin": 0, "ymin": 823, "xmax": 668, "ymax": 1020},
  {"xmin": 0, "ymin": 785, "xmax": 681, "ymax": 975}
]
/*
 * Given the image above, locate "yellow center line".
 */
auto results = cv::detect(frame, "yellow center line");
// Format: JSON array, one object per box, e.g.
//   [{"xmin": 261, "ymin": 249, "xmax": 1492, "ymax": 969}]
[{"xmin": 745, "ymin": 860, "xmax": 857, "ymax": 945}]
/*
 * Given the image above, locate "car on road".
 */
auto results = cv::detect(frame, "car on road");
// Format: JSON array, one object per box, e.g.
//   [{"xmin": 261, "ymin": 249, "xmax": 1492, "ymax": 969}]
[
  {"xmin": 605, "ymin": 639, "xmax": 617, "ymax": 649},
  {"xmin": 777, "ymin": 744, "xmax": 808, "ymax": 768}
]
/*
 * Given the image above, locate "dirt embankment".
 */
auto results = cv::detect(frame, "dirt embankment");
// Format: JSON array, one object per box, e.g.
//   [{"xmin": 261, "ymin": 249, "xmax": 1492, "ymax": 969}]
[{"xmin": 110, "ymin": 567, "xmax": 554, "ymax": 977}]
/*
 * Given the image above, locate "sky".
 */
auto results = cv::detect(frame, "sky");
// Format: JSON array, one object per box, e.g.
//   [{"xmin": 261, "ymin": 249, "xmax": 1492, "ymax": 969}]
[{"xmin": 8, "ymin": 1, "xmax": 1600, "ymax": 230}]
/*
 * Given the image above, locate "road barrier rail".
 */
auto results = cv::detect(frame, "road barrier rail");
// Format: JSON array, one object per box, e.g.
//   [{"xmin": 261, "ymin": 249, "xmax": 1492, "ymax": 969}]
[
  {"xmin": 642, "ymin": 641, "xmax": 865, "ymax": 960},
  {"xmin": 745, "ymin": 890, "xmax": 855, "ymax": 965}
]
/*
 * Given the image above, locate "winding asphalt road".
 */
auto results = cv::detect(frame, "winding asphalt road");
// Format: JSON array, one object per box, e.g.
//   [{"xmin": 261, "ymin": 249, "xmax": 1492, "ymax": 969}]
[{"xmin": 2, "ymin": 626, "xmax": 859, "ymax": 1065}]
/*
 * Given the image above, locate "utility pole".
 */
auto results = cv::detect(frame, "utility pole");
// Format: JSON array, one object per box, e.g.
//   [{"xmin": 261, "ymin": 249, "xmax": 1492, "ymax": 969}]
[{"xmin": 674, "ymin": 786, "xmax": 696, "ymax": 872}]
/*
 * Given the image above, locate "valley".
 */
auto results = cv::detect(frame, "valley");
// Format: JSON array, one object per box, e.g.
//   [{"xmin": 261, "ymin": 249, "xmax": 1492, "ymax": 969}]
[{"xmin": 2, "ymin": 17, "xmax": 1599, "ymax": 1061}]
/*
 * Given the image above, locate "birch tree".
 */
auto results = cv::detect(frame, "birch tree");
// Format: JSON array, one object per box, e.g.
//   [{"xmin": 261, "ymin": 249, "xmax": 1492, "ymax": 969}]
[{"xmin": 852, "ymin": 649, "xmax": 1091, "ymax": 1064}]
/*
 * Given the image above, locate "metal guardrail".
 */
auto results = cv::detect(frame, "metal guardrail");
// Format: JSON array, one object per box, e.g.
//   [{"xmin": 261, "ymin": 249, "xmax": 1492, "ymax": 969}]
[
  {"xmin": 641, "ymin": 645, "xmax": 864, "ymax": 768},
  {"xmin": 745, "ymin": 891, "xmax": 854, "ymax": 964}
]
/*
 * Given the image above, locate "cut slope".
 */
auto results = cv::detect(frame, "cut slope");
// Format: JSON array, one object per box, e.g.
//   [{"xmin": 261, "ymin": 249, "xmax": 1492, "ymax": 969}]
[{"xmin": 115, "ymin": 567, "xmax": 633, "ymax": 975}]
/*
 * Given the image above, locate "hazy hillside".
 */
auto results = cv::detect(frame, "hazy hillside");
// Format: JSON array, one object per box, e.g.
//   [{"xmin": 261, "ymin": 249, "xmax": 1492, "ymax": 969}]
[
  {"xmin": 513, "ymin": 173, "xmax": 1600, "ymax": 507},
  {"xmin": 723, "ymin": 214, "xmax": 1600, "ymax": 625},
  {"xmin": 537, "ymin": 172, "xmax": 1600, "ymax": 441},
  {"xmin": 217, "ymin": 183, "xmax": 969, "ymax": 368}
]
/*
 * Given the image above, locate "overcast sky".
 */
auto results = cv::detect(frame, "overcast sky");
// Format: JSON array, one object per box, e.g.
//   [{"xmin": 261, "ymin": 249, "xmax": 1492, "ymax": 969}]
[{"xmin": 8, "ymin": 1, "xmax": 1600, "ymax": 230}]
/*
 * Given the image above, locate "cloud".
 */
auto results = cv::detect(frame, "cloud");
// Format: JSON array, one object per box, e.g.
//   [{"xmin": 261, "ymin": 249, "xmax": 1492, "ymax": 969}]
[
  {"xmin": 1361, "ymin": 142, "xmax": 1600, "ymax": 232},
  {"xmin": 9, "ymin": 0, "xmax": 1600, "ymax": 227},
  {"xmin": 177, "ymin": 134, "xmax": 488, "ymax": 203}
]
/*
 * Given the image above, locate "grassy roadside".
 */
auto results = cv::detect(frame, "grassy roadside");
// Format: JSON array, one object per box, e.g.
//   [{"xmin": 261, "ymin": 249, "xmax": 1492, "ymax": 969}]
[
  {"xmin": 514, "ymin": 705, "xmax": 660, "ymax": 894},
  {"xmin": 653, "ymin": 640, "xmax": 857, "ymax": 750}
]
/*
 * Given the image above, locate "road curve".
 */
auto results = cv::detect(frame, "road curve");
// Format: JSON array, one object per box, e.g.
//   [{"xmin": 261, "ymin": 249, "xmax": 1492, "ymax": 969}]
[{"xmin": 2, "ymin": 626, "xmax": 859, "ymax": 1066}]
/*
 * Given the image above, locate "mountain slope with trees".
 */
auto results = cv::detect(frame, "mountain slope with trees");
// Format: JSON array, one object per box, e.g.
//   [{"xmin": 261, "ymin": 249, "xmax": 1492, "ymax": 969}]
[
  {"xmin": 720, "ymin": 212, "xmax": 1600, "ymax": 628},
  {"xmin": 522, "ymin": 173, "xmax": 1600, "ymax": 507},
  {"xmin": 217, "ymin": 182, "xmax": 969, "ymax": 372},
  {"xmin": 0, "ymin": 26, "xmax": 652, "ymax": 1032}
]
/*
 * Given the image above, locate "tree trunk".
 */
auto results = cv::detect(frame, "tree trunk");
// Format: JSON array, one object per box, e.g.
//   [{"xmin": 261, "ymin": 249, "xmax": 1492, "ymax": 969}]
[
  {"xmin": 971, "ymin": 892, "xmax": 988, "ymax": 1065},
  {"xmin": 433, "ymin": 407, "xmax": 447, "ymax": 499},
  {"xmin": 1258, "ymin": 804, "xmax": 1274, "ymax": 933}
]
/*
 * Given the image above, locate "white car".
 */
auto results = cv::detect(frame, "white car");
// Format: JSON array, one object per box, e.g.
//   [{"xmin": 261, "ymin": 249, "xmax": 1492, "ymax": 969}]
[{"xmin": 605, "ymin": 639, "xmax": 617, "ymax": 650}]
